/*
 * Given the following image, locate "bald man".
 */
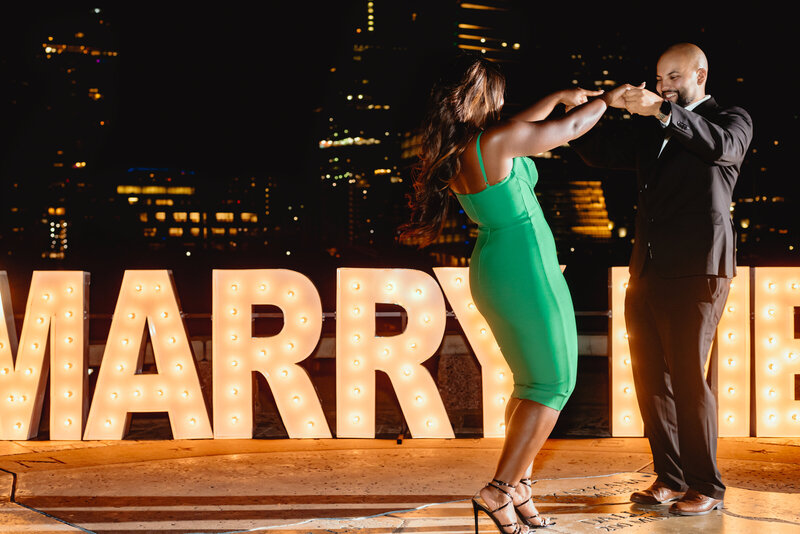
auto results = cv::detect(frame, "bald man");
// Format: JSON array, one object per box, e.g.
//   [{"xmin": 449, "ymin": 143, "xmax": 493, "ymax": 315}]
[{"xmin": 571, "ymin": 43, "xmax": 753, "ymax": 515}]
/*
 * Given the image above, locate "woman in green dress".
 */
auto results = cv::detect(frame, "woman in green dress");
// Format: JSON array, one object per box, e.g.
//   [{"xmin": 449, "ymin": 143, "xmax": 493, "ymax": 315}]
[{"xmin": 399, "ymin": 55, "xmax": 632, "ymax": 533}]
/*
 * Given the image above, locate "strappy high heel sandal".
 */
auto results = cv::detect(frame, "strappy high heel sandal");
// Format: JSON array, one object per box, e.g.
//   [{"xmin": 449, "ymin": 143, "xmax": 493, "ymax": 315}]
[
  {"xmin": 514, "ymin": 478, "xmax": 554, "ymax": 528},
  {"xmin": 472, "ymin": 478, "xmax": 527, "ymax": 534}
]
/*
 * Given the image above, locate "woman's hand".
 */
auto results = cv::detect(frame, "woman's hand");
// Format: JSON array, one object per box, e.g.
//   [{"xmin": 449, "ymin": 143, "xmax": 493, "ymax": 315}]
[
  {"xmin": 561, "ymin": 87, "xmax": 605, "ymax": 112},
  {"xmin": 600, "ymin": 83, "xmax": 645, "ymax": 109}
]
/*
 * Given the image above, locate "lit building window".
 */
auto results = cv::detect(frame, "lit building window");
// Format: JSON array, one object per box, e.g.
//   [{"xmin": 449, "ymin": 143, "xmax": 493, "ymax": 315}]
[
  {"xmin": 117, "ymin": 186, "xmax": 141, "ymax": 194},
  {"xmin": 216, "ymin": 212, "xmax": 234, "ymax": 222},
  {"xmin": 211, "ymin": 228, "xmax": 225, "ymax": 235},
  {"xmin": 142, "ymin": 186, "xmax": 167, "ymax": 195},
  {"xmin": 155, "ymin": 212, "xmax": 166, "ymax": 222},
  {"xmin": 166, "ymin": 187, "xmax": 194, "ymax": 195},
  {"xmin": 241, "ymin": 213, "xmax": 258, "ymax": 222},
  {"xmin": 173, "ymin": 212, "xmax": 187, "ymax": 222},
  {"xmin": 155, "ymin": 199, "xmax": 174, "ymax": 206},
  {"xmin": 461, "ymin": 3, "xmax": 507, "ymax": 10},
  {"xmin": 190, "ymin": 227, "xmax": 200, "ymax": 236},
  {"xmin": 139, "ymin": 213, "xmax": 148, "ymax": 222},
  {"xmin": 169, "ymin": 227, "xmax": 184, "ymax": 237},
  {"xmin": 190, "ymin": 212, "xmax": 200, "ymax": 223},
  {"xmin": 143, "ymin": 228, "xmax": 157, "ymax": 237},
  {"xmin": 319, "ymin": 137, "xmax": 381, "ymax": 149}
]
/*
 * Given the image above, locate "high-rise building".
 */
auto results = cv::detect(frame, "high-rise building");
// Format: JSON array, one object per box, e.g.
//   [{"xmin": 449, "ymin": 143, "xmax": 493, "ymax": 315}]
[
  {"xmin": 311, "ymin": 2, "xmax": 435, "ymax": 256},
  {"xmin": 0, "ymin": 8, "xmax": 118, "ymax": 261},
  {"xmin": 109, "ymin": 168, "xmax": 284, "ymax": 256},
  {"xmin": 454, "ymin": 1, "xmax": 526, "ymax": 65},
  {"xmin": 310, "ymin": 2, "xmax": 531, "ymax": 261}
]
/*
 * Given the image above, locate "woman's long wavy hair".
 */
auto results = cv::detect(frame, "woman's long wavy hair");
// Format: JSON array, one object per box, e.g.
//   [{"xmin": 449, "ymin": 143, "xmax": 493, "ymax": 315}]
[{"xmin": 398, "ymin": 54, "xmax": 505, "ymax": 248}]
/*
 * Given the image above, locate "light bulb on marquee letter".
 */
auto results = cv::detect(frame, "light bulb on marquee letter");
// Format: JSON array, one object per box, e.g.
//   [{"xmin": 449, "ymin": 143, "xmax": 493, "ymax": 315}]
[
  {"xmin": 754, "ymin": 267, "xmax": 800, "ymax": 437},
  {"xmin": 337, "ymin": 268, "xmax": 454, "ymax": 438},
  {"xmin": 84, "ymin": 271, "xmax": 212, "ymax": 440},
  {"xmin": 716, "ymin": 268, "xmax": 750, "ymax": 437},
  {"xmin": 212, "ymin": 269, "xmax": 330, "ymax": 439},
  {"xmin": 433, "ymin": 267, "xmax": 513, "ymax": 438},
  {"xmin": 610, "ymin": 267, "xmax": 643, "ymax": 437},
  {"xmin": 0, "ymin": 271, "xmax": 89, "ymax": 440}
]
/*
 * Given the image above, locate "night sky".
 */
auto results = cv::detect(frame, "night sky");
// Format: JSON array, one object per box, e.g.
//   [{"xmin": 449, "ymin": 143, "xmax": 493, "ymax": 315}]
[
  {"xmin": 1, "ymin": 3, "xmax": 355, "ymax": 177},
  {"xmin": 101, "ymin": 3, "xmax": 354, "ymax": 176},
  {"xmin": 1, "ymin": 4, "xmax": 787, "ymax": 181}
]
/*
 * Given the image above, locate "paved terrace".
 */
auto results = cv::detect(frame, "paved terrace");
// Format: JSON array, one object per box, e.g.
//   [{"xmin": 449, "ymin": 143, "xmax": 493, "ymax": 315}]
[{"xmin": 0, "ymin": 436, "xmax": 798, "ymax": 533}]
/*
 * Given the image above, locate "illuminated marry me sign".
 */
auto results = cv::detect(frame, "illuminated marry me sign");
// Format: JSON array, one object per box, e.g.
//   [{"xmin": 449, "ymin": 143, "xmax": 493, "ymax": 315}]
[{"xmin": 1, "ymin": 267, "xmax": 798, "ymax": 441}]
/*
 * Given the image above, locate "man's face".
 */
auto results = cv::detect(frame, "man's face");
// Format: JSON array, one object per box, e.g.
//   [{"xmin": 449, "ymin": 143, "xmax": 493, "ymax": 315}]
[{"xmin": 655, "ymin": 53, "xmax": 704, "ymax": 107}]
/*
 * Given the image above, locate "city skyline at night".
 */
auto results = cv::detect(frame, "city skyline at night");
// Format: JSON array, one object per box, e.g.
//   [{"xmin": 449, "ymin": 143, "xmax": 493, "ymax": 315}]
[{"xmin": 0, "ymin": 3, "xmax": 792, "ymax": 316}]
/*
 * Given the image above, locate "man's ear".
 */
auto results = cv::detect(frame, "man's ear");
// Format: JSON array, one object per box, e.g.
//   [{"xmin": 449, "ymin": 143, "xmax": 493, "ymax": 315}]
[{"xmin": 696, "ymin": 67, "xmax": 707, "ymax": 86}]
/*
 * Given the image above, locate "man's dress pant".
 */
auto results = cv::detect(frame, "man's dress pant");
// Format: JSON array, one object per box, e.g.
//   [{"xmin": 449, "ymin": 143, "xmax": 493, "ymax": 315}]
[{"xmin": 624, "ymin": 263, "xmax": 729, "ymax": 499}]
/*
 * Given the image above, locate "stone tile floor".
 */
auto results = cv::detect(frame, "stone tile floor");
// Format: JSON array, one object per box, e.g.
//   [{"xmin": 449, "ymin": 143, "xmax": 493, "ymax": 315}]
[{"xmin": 1, "ymin": 438, "xmax": 798, "ymax": 533}]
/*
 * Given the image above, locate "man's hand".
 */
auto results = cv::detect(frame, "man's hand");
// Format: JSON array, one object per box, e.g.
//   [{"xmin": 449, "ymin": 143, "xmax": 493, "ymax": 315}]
[
  {"xmin": 623, "ymin": 83, "xmax": 663, "ymax": 116},
  {"xmin": 601, "ymin": 83, "xmax": 640, "ymax": 109},
  {"xmin": 561, "ymin": 87, "xmax": 605, "ymax": 112}
]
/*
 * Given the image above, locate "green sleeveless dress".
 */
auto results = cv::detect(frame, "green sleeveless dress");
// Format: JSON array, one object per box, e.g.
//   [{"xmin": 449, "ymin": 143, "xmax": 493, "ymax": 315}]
[{"xmin": 453, "ymin": 132, "xmax": 578, "ymax": 410}]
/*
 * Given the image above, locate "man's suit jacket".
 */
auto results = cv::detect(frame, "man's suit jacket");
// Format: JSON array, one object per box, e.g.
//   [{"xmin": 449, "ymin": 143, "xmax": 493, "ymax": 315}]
[{"xmin": 571, "ymin": 97, "xmax": 753, "ymax": 278}]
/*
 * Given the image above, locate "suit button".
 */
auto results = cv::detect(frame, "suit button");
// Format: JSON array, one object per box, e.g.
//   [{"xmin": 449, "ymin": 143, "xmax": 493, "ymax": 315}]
[{"xmin": 644, "ymin": 184, "xmax": 648, "ymax": 190}]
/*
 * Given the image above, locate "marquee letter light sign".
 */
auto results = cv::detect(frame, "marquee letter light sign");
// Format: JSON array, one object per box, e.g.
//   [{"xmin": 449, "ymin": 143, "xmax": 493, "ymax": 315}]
[
  {"xmin": 3, "ymin": 267, "xmax": 799, "ymax": 440},
  {"xmin": 433, "ymin": 267, "xmax": 513, "ymax": 438},
  {"xmin": 611, "ymin": 267, "xmax": 752, "ymax": 437},
  {"xmin": 212, "ymin": 269, "xmax": 331, "ymax": 439},
  {"xmin": 84, "ymin": 271, "xmax": 212, "ymax": 439},
  {"xmin": 336, "ymin": 268, "xmax": 454, "ymax": 438},
  {"xmin": 609, "ymin": 268, "xmax": 642, "ymax": 437},
  {"xmin": 716, "ymin": 268, "xmax": 751, "ymax": 436},
  {"xmin": 754, "ymin": 268, "xmax": 800, "ymax": 437},
  {"xmin": 0, "ymin": 271, "xmax": 89, "ymax": 440}
]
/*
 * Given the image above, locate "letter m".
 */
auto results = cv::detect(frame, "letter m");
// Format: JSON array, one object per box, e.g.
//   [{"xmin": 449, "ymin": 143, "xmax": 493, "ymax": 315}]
[{"xmin": 0, "ymin": 271, "xmax": 89, "ymax": 440}]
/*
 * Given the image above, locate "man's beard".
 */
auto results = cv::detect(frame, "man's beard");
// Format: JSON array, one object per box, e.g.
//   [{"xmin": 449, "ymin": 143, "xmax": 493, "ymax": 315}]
[{"xmin": 675, "ymin": 89, "xmax": 694, "ymax": 107}]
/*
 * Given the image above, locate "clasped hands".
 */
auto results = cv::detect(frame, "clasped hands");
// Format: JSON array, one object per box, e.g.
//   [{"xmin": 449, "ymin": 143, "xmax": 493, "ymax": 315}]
[{"xmin": 561, "ymin": 83, "xmax": 663, "ymax": 117}]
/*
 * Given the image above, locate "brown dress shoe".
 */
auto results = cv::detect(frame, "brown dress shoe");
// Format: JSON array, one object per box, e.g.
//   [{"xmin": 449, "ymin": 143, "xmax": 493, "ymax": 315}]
[
  {"xmin": 669, "ymin": 489, "xmax": 723, "ymax": 515},
  {"xmin": 630, "ymin": 481, "xmax": 685, "ymax": 504}
]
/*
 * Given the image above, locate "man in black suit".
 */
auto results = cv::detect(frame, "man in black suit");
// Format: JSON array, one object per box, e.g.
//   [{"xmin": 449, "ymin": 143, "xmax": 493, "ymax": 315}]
[{"xmin": 570, "ymin": 43, "xmax": 753, "ymax": 515}]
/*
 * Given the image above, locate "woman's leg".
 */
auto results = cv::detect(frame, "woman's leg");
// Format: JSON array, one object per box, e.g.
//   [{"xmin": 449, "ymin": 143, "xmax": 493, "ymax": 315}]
[
  {"xmin": 503, "ymin": 397, "xmax": 538, "ymax": 523},
  {"xmin": 504, "ymin": 397, "xmax": 533, "ymax": 478},
  {"xmin": 479, "ymin": 397, "xmax": 560, "ymax": 525}
]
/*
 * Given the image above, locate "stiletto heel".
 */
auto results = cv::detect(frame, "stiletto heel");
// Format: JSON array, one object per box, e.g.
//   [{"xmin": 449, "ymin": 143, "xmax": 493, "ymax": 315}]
[
  {"xmin": 471, "ymin": 479, "xmax": 527, "ymax": 534},
  {"xmin": 514, "ymin": 478, "xmax": 554, "ymax": 528}
]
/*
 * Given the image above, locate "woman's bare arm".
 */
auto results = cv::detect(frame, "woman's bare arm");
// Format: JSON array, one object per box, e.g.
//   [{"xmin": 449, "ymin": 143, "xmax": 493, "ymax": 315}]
[
  {"xmin": 490, "ymin": 84, "xmax": 635, "ymax": 158},
  {"xmin": 510, "ymin": 87, "xmax": 604, "ymax": 122}
]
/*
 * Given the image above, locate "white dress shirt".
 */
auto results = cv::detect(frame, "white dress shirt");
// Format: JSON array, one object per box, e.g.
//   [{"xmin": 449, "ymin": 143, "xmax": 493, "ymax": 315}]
[{"xmin": 658, "ymin": 94, "xmax": 711, "ymax": 157}]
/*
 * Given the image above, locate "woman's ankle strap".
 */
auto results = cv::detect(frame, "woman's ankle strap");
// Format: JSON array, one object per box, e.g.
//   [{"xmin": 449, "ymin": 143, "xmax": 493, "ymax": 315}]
[{"xmin": 488, "ymin": 478, "xmax": 517, "ymax": 498}]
